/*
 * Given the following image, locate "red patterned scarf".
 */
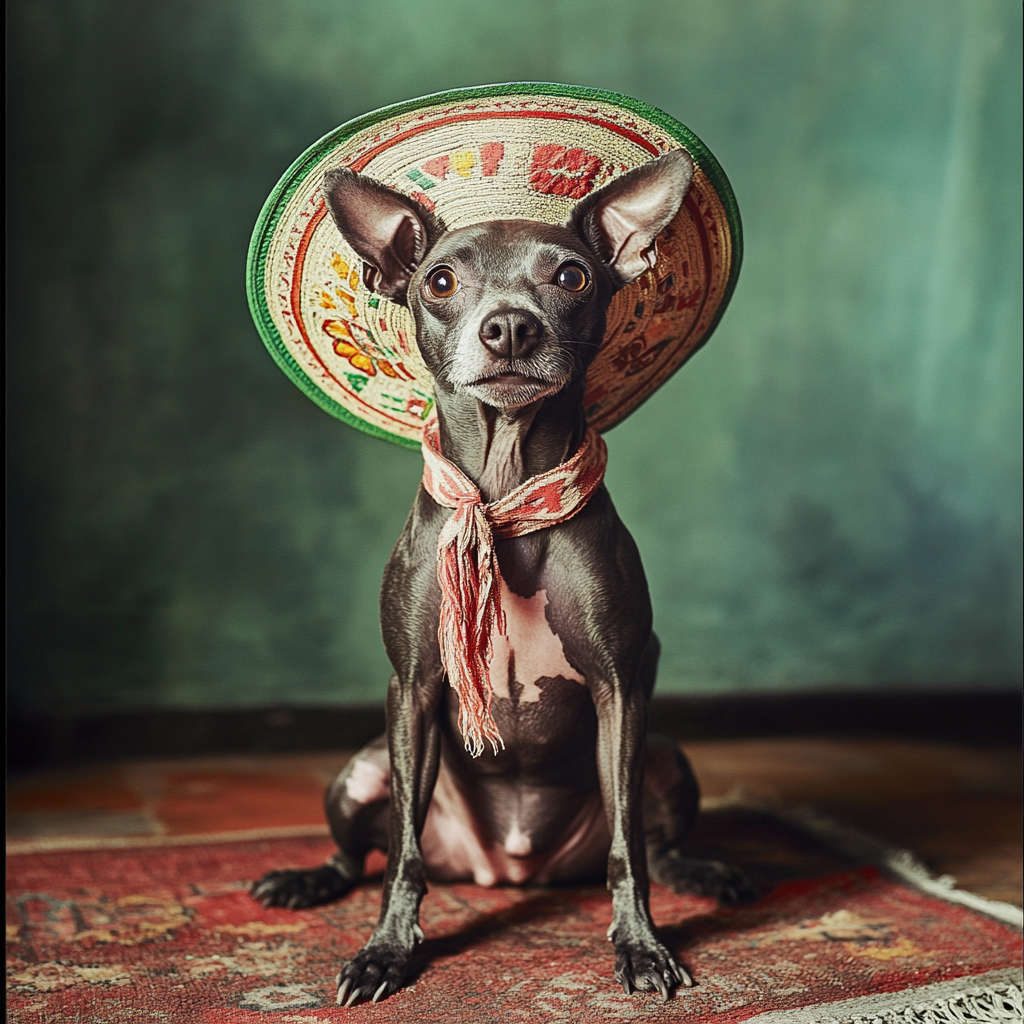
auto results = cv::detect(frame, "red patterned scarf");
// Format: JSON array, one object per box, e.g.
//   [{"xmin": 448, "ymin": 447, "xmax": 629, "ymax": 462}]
[{"xmin": 421, "ymin": 418, "xmax": 608, "ymax": 756}]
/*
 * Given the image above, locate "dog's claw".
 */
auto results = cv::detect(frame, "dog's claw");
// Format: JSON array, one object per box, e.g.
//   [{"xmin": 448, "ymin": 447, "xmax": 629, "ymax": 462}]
[
  {"xmin": 373, "ymin": 982, "xmax": 389, "ymax": 1003},
  {"xmin": 668, "ymin": 959, "xmax": 689, "ymax": 985},
  {"xmin": 344, "ymin": 987, "xmax": 362, "ymax": 1008},
  {"xmin": 622, "ymin": 977, "xmax": 633, "ymax": 995},
  {"xmin": 336, "ymin": 979, "xmax": 351, "ymax": 1006},
  {"xmin": 655, "ymin": 973, "xmax": 669, "ymax": 1002}
]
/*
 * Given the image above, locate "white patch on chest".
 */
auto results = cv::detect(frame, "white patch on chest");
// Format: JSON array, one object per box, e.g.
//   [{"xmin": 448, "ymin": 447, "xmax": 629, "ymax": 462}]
[{"xmin": 487, "ymin": 582, "xmax": 584, "ymax": 701}]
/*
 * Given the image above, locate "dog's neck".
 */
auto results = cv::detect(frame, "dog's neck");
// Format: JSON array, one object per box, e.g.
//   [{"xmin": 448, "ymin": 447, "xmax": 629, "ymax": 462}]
[{"xmin": 433, "ymin": 384, "xmax": 587, "ymax": 503}]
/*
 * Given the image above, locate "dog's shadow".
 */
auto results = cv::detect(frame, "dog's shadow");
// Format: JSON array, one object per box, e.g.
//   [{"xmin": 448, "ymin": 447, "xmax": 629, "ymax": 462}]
[
  {"xmin": 398, "ymin": 891, "xmax": 768, "ymax": 995},
  {"xmin": 402, "ymin": 889, "xmax": 585, "ymax": 984},
  {"xmin": 399, "ymin": 887, "xmax": 752, "ymax": 987}
]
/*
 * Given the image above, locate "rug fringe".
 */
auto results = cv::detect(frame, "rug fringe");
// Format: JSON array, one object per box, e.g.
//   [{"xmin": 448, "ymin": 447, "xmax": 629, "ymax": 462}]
[
  {"xmin": 744, "ymin": 968, "xmax": 1023, "ymax": 1024},
  {"xmin": 701, "ymin": 790, "xmax": 1024, "ymax": 930},
  {"xmin": 836, "ymin": 980, "xmax": 1023, "ymax": 1024},
  {"xmin": 825, "ymin": 981, "xmax": 1022, "ymax": 1024}
]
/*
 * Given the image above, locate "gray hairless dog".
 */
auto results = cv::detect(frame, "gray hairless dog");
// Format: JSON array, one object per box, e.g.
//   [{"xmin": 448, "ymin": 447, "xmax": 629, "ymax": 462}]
[{"xmin": 251, "ymin": 149, "xmax": 753, "ymax": 1006}]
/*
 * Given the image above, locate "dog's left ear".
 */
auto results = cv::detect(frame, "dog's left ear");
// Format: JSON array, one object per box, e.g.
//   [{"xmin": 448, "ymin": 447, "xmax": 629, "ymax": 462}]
[{"xmin": 571, "ymin": 149, "xmax": 694, "ymax": 286}]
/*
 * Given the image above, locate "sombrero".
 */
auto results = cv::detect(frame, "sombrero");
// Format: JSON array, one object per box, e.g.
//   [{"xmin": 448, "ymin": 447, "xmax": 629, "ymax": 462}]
[{"xmin": 247, "ymin": 83, "xmax": 741, "ymax": 448}]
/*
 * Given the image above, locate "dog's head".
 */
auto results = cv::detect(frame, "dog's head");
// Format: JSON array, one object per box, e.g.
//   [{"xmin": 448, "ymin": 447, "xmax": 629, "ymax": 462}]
[{"xmin": 323, "ymin": 150, "xmax": 693, "ymax": 412}]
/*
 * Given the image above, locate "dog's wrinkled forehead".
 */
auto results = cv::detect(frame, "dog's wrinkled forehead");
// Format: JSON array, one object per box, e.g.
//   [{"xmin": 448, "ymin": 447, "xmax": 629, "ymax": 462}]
[{"xmin": 418, "ymin": 220, "xmax": 604, "ymax": 288}]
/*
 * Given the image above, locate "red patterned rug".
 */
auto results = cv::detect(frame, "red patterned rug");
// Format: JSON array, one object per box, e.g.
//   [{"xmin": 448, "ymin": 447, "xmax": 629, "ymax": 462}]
[{"xmin": 7, "ymin": 805, "xmax": 1021, "ymax": 1023}]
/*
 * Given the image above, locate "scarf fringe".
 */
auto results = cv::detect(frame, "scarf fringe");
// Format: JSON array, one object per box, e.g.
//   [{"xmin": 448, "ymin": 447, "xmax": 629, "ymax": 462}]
[{"xmin": 436, "ymin": 503, "xmax": 506, "ymax": 756}]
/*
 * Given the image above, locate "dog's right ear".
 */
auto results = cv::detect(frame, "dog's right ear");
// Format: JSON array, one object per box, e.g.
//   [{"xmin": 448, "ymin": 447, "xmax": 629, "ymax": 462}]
[{"xmin": 322, "ymin": 168, "xmax": 439, "ymax": 304}]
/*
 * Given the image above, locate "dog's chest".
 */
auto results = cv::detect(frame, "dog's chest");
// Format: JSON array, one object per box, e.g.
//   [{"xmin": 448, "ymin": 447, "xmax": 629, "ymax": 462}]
[{"xmin": 487, "ymin": 581, "xmax": 584, "ymax": 699}]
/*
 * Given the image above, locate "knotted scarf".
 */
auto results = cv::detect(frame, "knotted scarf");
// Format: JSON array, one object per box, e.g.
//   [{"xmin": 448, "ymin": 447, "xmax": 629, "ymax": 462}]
[{"xmin": 421, "ymin": 418, "xmax": 608, "ymax": 757}]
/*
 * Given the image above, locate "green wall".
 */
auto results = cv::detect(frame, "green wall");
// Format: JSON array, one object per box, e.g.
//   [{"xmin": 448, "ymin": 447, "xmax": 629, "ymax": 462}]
[{"xmin": 8, "ymin": 0, "xmax": 1021, "ymax": 714}]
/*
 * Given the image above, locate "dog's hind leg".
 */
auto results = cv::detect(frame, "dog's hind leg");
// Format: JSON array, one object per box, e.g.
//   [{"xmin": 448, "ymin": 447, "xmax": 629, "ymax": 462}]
[
  {"xmin": 251, "ymin": 735, "xmax": 390, "ymax": 909},
  {"xmin": 643, "ymin": 737, "xmax": 756, "ymax": 904}
]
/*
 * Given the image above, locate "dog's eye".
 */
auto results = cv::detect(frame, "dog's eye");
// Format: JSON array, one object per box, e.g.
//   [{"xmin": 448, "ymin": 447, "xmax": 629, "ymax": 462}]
[
  {"xmin": 556, "ymin": 263, "xmax": 589, "ymax": 292},
  {"xmin": 425, "ymin": 267, "xmax": 459, "ymax": 299}
]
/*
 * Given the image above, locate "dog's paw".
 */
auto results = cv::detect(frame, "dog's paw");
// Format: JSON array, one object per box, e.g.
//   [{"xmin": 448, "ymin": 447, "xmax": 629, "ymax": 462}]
[
  {"xmin": 335, "ymin": 937, "xmax": 418, "ymax": 1006},
  {"xmin": 650, "ymin": 849, "xmax": 757, "ymax": 905},
  {"xmin": 250, "ymin": 865, "xmax": 354, "ymax": 909},
  {"xmin": 613, "ymin": 938, "xmax": 691, "ymax": 1000}
]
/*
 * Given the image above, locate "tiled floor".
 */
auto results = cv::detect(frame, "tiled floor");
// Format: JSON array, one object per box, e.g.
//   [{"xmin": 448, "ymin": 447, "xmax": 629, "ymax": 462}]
[{"xmin": 7, "ymin": 739, "xmax": 1022, "ymax": 908}]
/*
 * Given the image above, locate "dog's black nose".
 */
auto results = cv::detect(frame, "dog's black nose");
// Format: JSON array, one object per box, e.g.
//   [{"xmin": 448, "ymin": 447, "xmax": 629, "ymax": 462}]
[{"xmin": 479, "ymin": 309, "xmax": 544, "ymax": 359}]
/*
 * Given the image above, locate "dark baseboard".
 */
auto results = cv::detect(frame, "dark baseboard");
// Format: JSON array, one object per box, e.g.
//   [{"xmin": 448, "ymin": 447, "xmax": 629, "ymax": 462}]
[
  {"xmin": 7, "ymin": 705, "xmax": 387, "ymax": 771},
  {"xmin": 7, "ymin": 690, "xmax": 1021, "ymax": 770}
]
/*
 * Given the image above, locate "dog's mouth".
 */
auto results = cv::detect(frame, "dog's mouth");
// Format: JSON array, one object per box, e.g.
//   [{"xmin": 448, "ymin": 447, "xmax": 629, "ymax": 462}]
[
  {"xmin": 471, "ymin": 371, "xmax": 549, "ymax": 389},
  {"xmin": 464, "ymin": 369, "xmax": 567, "ymax": 409}
]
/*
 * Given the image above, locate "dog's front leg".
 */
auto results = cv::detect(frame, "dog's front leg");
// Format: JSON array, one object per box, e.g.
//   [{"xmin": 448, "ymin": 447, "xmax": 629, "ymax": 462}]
[
  {"xmin": 593, "ymin": 676, "xmax": 692, "ymax": 1000},
  {"xmin": 335, "ymin": 666, "xmax": 442, "ymax": 1007}
]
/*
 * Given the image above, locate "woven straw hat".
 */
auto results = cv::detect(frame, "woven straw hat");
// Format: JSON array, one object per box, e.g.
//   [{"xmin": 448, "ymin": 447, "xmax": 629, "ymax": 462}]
[{"xmin": 247, "ymin": 84, "xmax": 741, "ymax": 447}]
